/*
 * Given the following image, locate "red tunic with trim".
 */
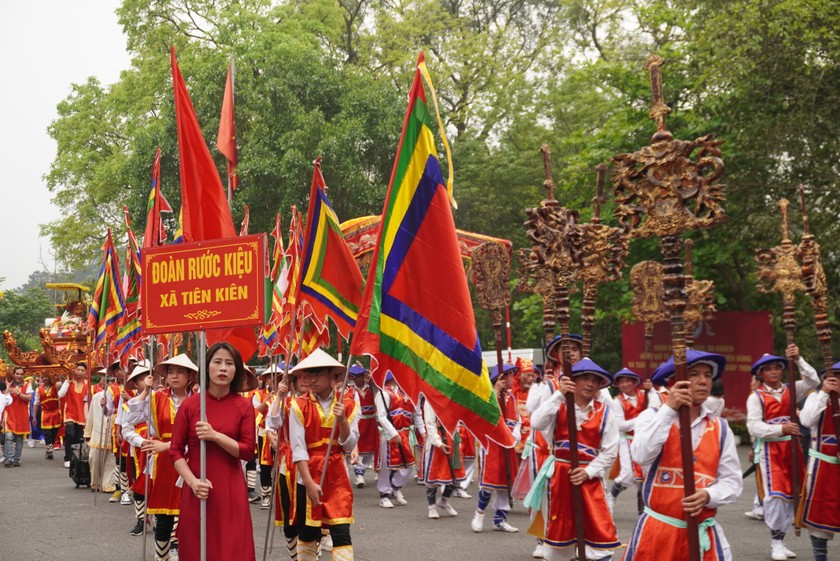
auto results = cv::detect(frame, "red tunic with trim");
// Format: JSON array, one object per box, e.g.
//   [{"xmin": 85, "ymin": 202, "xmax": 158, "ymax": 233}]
[
  {"xmin": 617, "ymin": 389, "xmax": 646, "ymax": 481},
  {"xmin": 799, "ymin": 399, "xmax": 839, "ymax": 533},
  {"xmin": 513, "ymin": 386, "xmax": 531, "ymax": 455},
  {"xmin": 39, "ymin": 386, "xmax": 63, "ymax": 429},
  {"xmin": 479, "ymin": 390, "xmax": 519, "ymax": 489},
  {"xmin": 4, "ymin": 383, "xmax": 32, "ymax": 435},
  {"xmin": 291, "ymin": 391, "xmax": 357, "ymax": 527},
  {"xmin": 458, "ymin": 423, "xmax": 477, "ymax": 460},
  {"xmin": 129, "ymin": 417, "xmax": 150, "ymax": 492},
  {"xmin": 274, "ymin": 394, "xmax": 298, "ymax": 527},
  {"xmin": 356, "ymin": 385, "xmax": 378, "ymax": 456},
  {"xmin": 422, "ymin": 421, "xmax": 466, "ymax": 485},
  {"xmin": 624, "ymin": 417, "xmax": 725, "ymax": 561},
  {"xmin": 147, "ymin": 388, "xmax": 183, "ymax": 515},
  {"xmin": 63, "ymin": 379, "xmax": 89, "ymax": 425},
  {"xmin": 754, "ymin": 385, "xmax": 804, "ymax": 499},
  {"xmin": 545, "ymin": 400, "xmax": 619, "ymax": 550},
  {"xmin": 381, "ymin": 387, "xmax": 415, "ymax": 469}
]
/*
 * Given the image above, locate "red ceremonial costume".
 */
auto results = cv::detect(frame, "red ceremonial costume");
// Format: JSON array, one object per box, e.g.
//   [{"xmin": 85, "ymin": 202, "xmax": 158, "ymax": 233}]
[
  {"xmin": 615, "ymin": 389, "xmax": 646, "ymax": 483},
  {"xmin": 291, "ymin": 391, "xmax": 358, "ymax": 526},
  {"xmin": 3, "ymin": 383, "xmax": 31, "ymax": 435},
  {"xmin": 752, "ymin": 386, "xmax": 803, "ymax": 500},
  {"xmin": 356, "ymin": 385, "xmax": 378, "ymax": 456},
  {"xmin": 39, "ymin": 386, "xmax": 63, "ymax": 430},
  {"xmin": 479, "ymin": 390, "xmax": 519, "ymax": 489},
  {"xmin": 170, "ymin": 392, "xmax": 256, "ymax": 561},
  {"xmin": 380, "ymin": 387, "xmax": 415, "ymax": 469},
  {"xmin": 545, "ymin": 400, "xmax": 619, "ymax": 551},
  {"xmin": 63, "ymin": 379, "xmax": 89, "ymax": 425},
  {"xmin": 147, "ymin": 388, "xmax": 183, "ymax": 515},
  {"xmin": 798, "ymin": 390, "xmax": 839, "ymax": 534},
  {"xmin": 625, "ymin": 419, "xmax": 725, "ymax": 560}
]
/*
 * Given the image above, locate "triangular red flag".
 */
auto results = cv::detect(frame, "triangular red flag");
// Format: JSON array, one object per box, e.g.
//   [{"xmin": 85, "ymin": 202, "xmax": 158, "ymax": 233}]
[{"xmin": 217, "ymin": 64, "xmax": 239, "ymax": 191}]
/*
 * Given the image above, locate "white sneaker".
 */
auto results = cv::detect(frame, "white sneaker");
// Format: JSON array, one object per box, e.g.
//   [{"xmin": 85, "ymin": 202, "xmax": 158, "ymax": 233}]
[
  {"xmin": 781, "ymin": 544, "xmax": 797, "ymax": 558},
  {"xmin": 260, "ymin": 495, "xmax": 271, "ymax": 510},
  {"xmin": 320, "ymin": 534, "xmax": 332, "ymax": 552},
  {"xmin": 771, "ymin": 541, "xmax": 788, "ymax": 561},
  {"xmin": 428, "ymin": 505, "xmax": 440, "ymax": 519},
  {"xmin": 744, "ymin": 510, "xmax": 764, "ymax": 520},
  {"xmin": 169, "ymin": 548, "xmax": 180, "ymax": 561},
  {"xmin": 355, "ymin": 474, "xmax": 365, "ymax": 488},
  {"xmin": 436, "ymin": 498, "xmax": 458, "ymax": 516},
  {"xmin": 64, "ymin": 460, "xmax": 70, "ymax": 468},
  {"xmin": 392, "ymin": 489, "xmax": 408, "ymax": 505},
  {"xmin": 0, "ymin": 456, "xmax": 5, "ymax": 463},
  {"xmin": 379, "ymin": 496, "xmax": 395, "ymax": 509},
  {"xmin": 453, "ymin": 488, "xmax": 472, "ymax": 499},
  {"xmin": 494, "ymin": 520, "xmax": 519, "ymax": 533},
  {"xmin": 471, "ymin": 510, "xmax": 485, "ymax": 532},
  {"xmin": 120, "ymin": 492, "xmax": 132, "ymax": 505},
  {"xmin": 532, "ymin": 543, "xmax": 544, "ymax": 558},
  {"xmin": 27, "ymin": 439, "xmax": 35, "ymax": 448}
]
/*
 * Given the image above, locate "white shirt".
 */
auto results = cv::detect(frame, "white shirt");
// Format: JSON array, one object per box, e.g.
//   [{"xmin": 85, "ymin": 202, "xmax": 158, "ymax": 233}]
[
  {"xmin": 0, "ymin": 392, "xmax": 12, "ymax": 418},
  {"xmin": 289, "ymin": 391, "xmax": 360, "ymax": 465},
  {"xmin": 530, "ymin": 390, "xmax": 619, "ymax": 480},
  {"xmin": 631, "ymin": 404, "xmax": 743, "ymax": 509},
  {"xmin": 375, "ymin": 386, "xmax": 423, "ymax": 441},
  {"xmin": 799, "ymin": 388, "xmax": 832, "ymax": 430},
  {"xmin": 611, "ymin": 391, "xmax": 653, "ymax": 435},
  {"xmin": 746, "ymin": 357, "xmax": 820, "ymax": 439},
  {"xmin": 125, "ymin": 391, "xmax": 187, "ymax": 438}
]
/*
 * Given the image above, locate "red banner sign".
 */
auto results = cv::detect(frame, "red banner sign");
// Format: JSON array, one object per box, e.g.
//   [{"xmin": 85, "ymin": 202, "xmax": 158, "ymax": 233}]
[
  {"xmin": 142, "ymin": 235, "xmax": 266, "ymax": 334},
  {"xmin": 622, "ymin": 311, "xmax": 774, "ymax": 419}
]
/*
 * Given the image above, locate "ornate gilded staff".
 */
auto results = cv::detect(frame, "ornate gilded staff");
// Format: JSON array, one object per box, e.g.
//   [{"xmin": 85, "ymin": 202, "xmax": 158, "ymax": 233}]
[
  {"xmin": 683, "ymin": 239, "xmax": 716, "ymax": 348},
  {"xmin": 471, "ymin": 241, "xmax": 515, "ymax": 494},
  {"xmin": 577, "ymin": 164, "xmax": 629, "ymax": 356},
  {"xmin": 516, "ymin": 250, "xmax": 558, "ymax": 346},
  {"xmin": 754, "ymin": 198, "xmax": 806, "ymax": 531},
  {"xmin": 798, "ymin": 188, "xmax": 840, "ymax": 453},
  {"xmin": 630, "ymin": 260, "xmax": 668, "ymax": 404},
  {"xmin": 523, "ymin": 144, "xmax": 586, "ymax": 560},
  {"xmin": 613, "ymin": 55, "xmax": 726, "ymax": 561}
]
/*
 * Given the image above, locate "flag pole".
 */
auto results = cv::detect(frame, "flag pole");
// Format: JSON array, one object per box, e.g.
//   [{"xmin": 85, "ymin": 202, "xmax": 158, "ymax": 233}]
[
  {"xmin": 318, "ymin": 343, "xmax": 354, "ymax": 491},
  {"xmin": 262, "ymin": 354, "xmax": 286, "ymax": 561},
  {"xmin": 141, "ymin": 335, "xmax": 156, "ymax": 561},
  {"xmin": 198, "ymin": 331, "xmax": 207, "ymax": 561},
  {"xmin": 227, "ymin": 56, "xmax": 235, "ymax": 205},
  {"xmin": 95, "ymin": 341, "xmax": 113, "ymax": 506}
]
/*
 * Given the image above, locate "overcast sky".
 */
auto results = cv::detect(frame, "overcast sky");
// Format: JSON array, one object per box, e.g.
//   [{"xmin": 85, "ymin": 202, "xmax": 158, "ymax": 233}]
[{"xmin": 0, "ymin": 1, "xmax": 130, "ymax": 291}]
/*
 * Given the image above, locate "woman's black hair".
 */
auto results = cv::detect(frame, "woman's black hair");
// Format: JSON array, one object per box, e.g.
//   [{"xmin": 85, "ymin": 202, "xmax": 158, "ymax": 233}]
[
  {"xmin": 711, "ymin": 378, "xmax": 725, "ymax": 397},
  {"xmin": 205, "ymin": 341, "xmax": 246, "ymax": 392}
]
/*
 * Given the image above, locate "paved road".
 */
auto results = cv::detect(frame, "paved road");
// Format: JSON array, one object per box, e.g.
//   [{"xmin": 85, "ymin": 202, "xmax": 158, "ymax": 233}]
[{"xmin": 0, "ymin": 443, "xmax": 816, "ymax": 561}]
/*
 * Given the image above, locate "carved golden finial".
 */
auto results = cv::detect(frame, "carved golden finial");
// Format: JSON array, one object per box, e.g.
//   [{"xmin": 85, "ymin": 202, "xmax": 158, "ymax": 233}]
[
  {"xmin": 779, "ymin": 199, "xmax": 791, "ymax": 242},
  {"xmin": 798, "ymin": 186, "xmax": 810, "ymax": 234},
  {"xmin": 645, "ymin": 55, "xmax": 672, "ymax": 139},
  {"xmin": 540, "ymin": 144, "xmax": 556, "ymax": 200}
]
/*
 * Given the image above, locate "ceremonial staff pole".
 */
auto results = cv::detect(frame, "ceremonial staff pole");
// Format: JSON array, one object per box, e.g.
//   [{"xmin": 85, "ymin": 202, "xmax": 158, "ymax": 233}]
[
  {"xmin": 141, "ymin": 335, "xmax": 156, "ymax": 561},
  {"xmin": 798, "ymin": 189, "xmax": 840, "ymax": 452},
  {"xmin": 95, "ymin": 341, "xmax": 112, "ymax": 506},
  {"xmin": 755, "ymin": 198, "xmax": 805, "ymax": 533},
  {"xmin": 524, "ymin": 145, "xmax": 586, "ymax": 561},
  {"xmin": 629, "ymin": 260, "xmax": 668, "ymax": 408},
  {"xmin": 612, "ymin": 55, "xmax": 726, "ymax": 561},
  {"xmin": 577, "ymin": 164, "xmax": 628, "ymax": 356},
  {"xmin": 471, "ymin": 241, "xmax": 514, "ymax": 496}
]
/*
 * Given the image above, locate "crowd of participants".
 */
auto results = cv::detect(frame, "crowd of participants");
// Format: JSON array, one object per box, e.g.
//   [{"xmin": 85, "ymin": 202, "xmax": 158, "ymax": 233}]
[{"xmin": 1, "ymin": 334, "xmax": 837, "ymax": 561}]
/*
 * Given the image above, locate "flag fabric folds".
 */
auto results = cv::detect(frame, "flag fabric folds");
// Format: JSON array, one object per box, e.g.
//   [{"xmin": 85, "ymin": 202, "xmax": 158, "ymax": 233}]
[
  {"xmin": 88, "ymin": 229, "xmax": 127, "ymax": 349},
  {"xmin": 171, "ymin": 46, "xmax": 254, "ymax": 360},
  {"xmin": 142, "ymin": 148, "xmax": 173, "ymax": 248},
  {"xmin": 299, "ymin": 158, "xmax": 364, "ymax": 340},
  {"xmin": 117, "ymin": 207, "xmax": 144, "ymax": 364},
  {"xmin": 171, "ymin": 47, "xmax": 236, "ymax": 243},
  {"xmin": 350, "ymin": 53, "xmax": 514, "ymax": 448},
  {"xmin": 217, "ymin": 63, "xmax": 239, "ymax": 191}
]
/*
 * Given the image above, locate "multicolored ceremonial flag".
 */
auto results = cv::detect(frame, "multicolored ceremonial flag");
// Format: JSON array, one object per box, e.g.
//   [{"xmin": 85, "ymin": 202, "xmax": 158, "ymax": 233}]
[
  {"xmin": 217, "ymin": 63, "xmax": 239, "ymax": 191},
  {"xmin": 116, "ymin": 207, "xmax": 144, "ymax": 364},
  {"xmin": 275, "ymin": 207, "xmax": 303, "ymax": 355},
  {"xmin": 350, "ymin": 53, "xmax": 514, "ymax": 448},
  {"xmin": 299, "ymin": 158, "xmax": 364, "ymax": 340},
  {"xmin": 142, "ymin": 148, "xmax": 173, "ymax": 248},
  {"xmin": 88, "ymin": 229, "xmax": 127, "ymax": 348}
]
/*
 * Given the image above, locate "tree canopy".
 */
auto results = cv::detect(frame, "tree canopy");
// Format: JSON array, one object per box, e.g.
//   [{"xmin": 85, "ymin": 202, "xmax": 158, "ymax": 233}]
[{"xmin": 39, "ymin": 0, "xmax": 840, "ymax": 370}]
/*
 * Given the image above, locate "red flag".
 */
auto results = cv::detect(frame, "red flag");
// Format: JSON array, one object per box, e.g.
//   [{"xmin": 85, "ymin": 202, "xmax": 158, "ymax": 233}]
[
  {"xmin": 171, "ymin": 47, "xmax": 255, "ymax": 360},
  {"xmin": 171, "ymin": 47, "xmax": 236, "ymax": 243},
  {"xmin": 142, "ymin": 148, "xmax": 173, "ymax": 248},
  {"xmin": 239, "ymin": 205, "xmax": 250, "ymax": 236},
  {"xmin": 217, "ymin": 64, "xmax": 239, "ymax": 191}
]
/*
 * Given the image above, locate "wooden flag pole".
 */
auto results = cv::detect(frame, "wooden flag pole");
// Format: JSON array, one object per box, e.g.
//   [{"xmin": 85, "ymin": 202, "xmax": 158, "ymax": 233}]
[
  {"xmin": 198, "ymin": 331, "xmax": 207, "ymax": 561},
  {"xmin": 612, "ymin": 56, "xmax": 727, "ymax": 561},
  {"xmin": 141, "ymin": 335, "xmax": 156, "ymax": 561}
]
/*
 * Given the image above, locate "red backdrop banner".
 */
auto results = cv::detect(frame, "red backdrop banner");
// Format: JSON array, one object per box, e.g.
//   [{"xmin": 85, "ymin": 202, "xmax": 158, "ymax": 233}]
[
  {"xmin": 142, "ymin": 235, "xmax": 265, "ymax": 334},
  {"xmin": 622, "ymin": 311, "xmax": 774, "ymax": 419}
]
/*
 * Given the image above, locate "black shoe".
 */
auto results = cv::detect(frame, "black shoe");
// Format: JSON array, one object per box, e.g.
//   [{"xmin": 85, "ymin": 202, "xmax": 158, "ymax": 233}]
[
  {"xmin": 12, "ymin": 460, "xmax": 20, "ymax": 467},
  {"xmin": 129, "ymin": 520, "xmax": 144, "ymax": 536},
  {"xmin": 3, "ymin": 460, "xmax": 11, "ymax": 468},
  {"xmin": 248, "ymin": 490, "xmax": 260, "ymax": 503}
]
